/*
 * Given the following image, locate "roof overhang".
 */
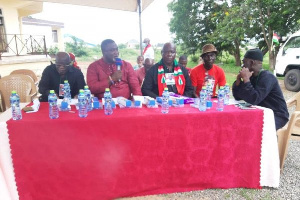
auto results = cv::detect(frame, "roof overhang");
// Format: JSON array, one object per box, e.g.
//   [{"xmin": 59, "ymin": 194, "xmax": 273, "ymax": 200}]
[{"xmin": 20, "ymin": 0, "xmax": 154, "ymax": 12}]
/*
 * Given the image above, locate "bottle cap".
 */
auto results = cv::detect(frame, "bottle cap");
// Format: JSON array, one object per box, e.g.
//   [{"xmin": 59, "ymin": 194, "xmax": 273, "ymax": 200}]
[
  {"xmin": 84, "ymin": 85, "xmax": 89, "ymax": 89},
  {"xmin": 79, "ymin": 89, "xmax": 84, "ymax": 93},
  {"xmin": 220, "ymin": 86, "xmax": 224, "ymax": 89},
  {"xmin": 64, "ymin": 80, "xmax": 68, "ymax": 83},
  {"xmin": 11, "ymin": 90, "xmax": 17, "ymax": 94},
  {"xmin": 202, "ymin": 86, "xmax": 206, "ymax": 90},
  {"xmin": 105, "ymin": 88, "xmax": 110, "ymax": 92},
  {"xmin": 50, "ymin": 90, "xmax": 55, "ymax": 94},
  {"xmin": 164, "ymin": 87, "xmax": 168, "ymax": 91},
  {"xmin": 225, "ymin": 83, "xmax": 229, "ymax": 86}
]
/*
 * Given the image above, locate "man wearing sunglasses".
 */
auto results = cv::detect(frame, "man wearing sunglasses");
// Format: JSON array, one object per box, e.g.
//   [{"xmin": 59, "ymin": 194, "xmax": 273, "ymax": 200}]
[{"xmin": 39, "ymin": 52, "xmax": 86, "ymax": 102}]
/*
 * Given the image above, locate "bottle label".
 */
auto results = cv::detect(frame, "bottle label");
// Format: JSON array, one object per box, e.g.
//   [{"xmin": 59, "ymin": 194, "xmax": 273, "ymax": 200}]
[{"xmin": 59, "ymin": 84, "xmax": 64, "ymax": 97}]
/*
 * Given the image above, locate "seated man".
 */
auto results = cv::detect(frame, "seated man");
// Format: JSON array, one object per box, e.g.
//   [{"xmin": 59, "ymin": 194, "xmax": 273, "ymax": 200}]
[
  {"xmin": 87, "ymin": 39, "xmax": 142, "ymax": 99},
  {"xmin": 136, "ymin": 58, "xmax": 154, "ymax": 86},
  {"xmin": 39, "ymin": 52, "xmax": 86, "ymax": 102},
  {"xmin": 190, "ymin": 44, "xmax": 226, "ymax": 97},
  {"xmin": 142, "ymin": 42, "xmax": 194, "ymax": 98},
  {"xmin": 179, "ymin": 55, "xmax": 192, "ymax": 75},
  {"xmin": 133, "ymin": 55, "xmax": 144, "ymax": 70},
  {"xmin": 232, "ymin": 48, "xmax": 289, "ymax": 130}
]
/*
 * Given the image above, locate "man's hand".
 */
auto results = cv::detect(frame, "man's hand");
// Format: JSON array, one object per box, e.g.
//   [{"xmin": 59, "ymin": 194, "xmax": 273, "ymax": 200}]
[
  {"xmin": 111, "ymin": 70, "xmax": 122, "ymax": 82},
  {"xmin": 235, "ymin": 73, "xmax": 242, "ymax": 86},
  {"xmin": 239, "ymin": 67, "xmax": 253, "ymax": 83}
]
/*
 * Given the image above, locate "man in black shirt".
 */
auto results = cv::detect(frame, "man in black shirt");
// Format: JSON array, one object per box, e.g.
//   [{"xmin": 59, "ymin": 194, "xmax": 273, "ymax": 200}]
[
  {"xmin": 232, "ymin": 49, "xmax": 289, "ymax": 130},
  {"xmin": 39, "ymin": 52, "xmax": 86, "ymax": 102},
  {"xmin": 141, "ymin": 43, "xmax": 194, "ymax": 98}
]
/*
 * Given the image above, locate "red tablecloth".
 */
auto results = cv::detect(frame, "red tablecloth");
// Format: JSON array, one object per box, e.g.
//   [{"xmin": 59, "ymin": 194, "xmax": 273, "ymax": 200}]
[{"xmin": 7, "ymin": 103, "xmax": 263, "ymax": 200}]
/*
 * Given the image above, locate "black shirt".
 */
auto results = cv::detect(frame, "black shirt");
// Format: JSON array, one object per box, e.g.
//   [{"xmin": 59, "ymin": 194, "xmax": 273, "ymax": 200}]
[
  {"xmin": 232, "ymin": 70, "xmax": 289, "ymax": 130},
  {"xmin": 38, "ymin": 64, "xmax": 86, "ymax": 102},
  {"xmin": 142, "ymin": 62, "xmax": 194, "ymax": 98}
]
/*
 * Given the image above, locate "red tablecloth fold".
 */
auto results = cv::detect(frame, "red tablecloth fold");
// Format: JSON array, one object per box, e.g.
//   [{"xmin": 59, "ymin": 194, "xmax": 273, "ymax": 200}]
[{"xmin": 8, "ymin": 103, "xmax": 263, "ymax": 200}]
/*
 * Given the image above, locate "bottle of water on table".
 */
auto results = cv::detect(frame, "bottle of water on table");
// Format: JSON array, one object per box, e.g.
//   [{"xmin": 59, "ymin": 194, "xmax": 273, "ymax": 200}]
[
  {"xmin": 10, "ymin": 91, "xmax": 22, "ymax": 120},
  {"xmin": 63, "ymin": 80, "xmax": 71, "ymax": 104},
  {"xmin": 78, "ymin": 89, "xmax": 88, "ymax": 118},
  {"xmin": 217, "ymin": 86, "xmax": 225, "ymax": 111},
  {"xmin": 161, "ymin": 87, "xmax": 170, "ymax": 114},
  {"xmin": 104, "ymin": 88, "xmax": 113, "ymax": 115},
  {"xmin": 48, "ymin": 90, "xmax": 59, "ymax": 119},
  {"xmin": 224, "ymin": 84, "xmax": 230, "ymax": 105},
  {"xmin": 84, "ymin": 85, "xmax": 92, "ymax": 111},
  {"xmin": 199, "ymin": 87, "xmax": 207, "ymax": 112}
]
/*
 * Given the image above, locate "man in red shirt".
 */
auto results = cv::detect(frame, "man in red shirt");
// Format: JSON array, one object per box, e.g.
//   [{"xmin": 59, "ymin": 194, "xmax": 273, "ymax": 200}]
[
  {"xmin": 190, "ymin": 44, "xmax": 226, "ymax": 97},
  {"xmin": 87, "ymin": 39, "xmax": 142, "ymax": 99},
  {"xmin": 136, "ymin": 58, "xmax": 154, "ymax": 86}
]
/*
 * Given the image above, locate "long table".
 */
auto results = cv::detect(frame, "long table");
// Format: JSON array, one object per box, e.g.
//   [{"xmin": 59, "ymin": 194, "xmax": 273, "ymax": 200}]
[{"xmin": 1, "ymin": 102, "xmax": 280, "ymax": 200}]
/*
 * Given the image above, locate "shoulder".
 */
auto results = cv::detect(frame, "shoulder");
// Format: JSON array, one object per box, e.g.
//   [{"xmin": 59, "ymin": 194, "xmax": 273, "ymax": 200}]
[
  {"xmin": 122, "ymin": 60, "xmax": 133, "ymax": 68},
  {"xmin": 260, "ymin": 70, "xmax": 277, "ymax": 81},
  {"xmin": 213, "ymin": 64, "xmax": 225, "ymax": 72},
  {"xmin": 191, "ymin": 64, "xmax": 203, "ymax": 74},
  {"xmin": 44, "ymin": 64, "xmax": 55, "ymax": 72},
  {"xmin": 88, "ymin": 59, "xmax": 102, "ymax": 69}
]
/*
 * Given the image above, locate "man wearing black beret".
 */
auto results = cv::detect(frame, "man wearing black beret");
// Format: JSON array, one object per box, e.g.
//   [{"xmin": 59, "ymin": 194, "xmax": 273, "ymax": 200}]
[{"xmin": 232, "ymin": 48, "xmax": 289, "ymax": 130}]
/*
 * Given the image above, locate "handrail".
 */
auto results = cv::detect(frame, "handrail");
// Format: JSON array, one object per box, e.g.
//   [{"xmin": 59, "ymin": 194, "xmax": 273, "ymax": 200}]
[{"xmin": 0, "ymin": 34, "xmax": 48, "ymax": 59}]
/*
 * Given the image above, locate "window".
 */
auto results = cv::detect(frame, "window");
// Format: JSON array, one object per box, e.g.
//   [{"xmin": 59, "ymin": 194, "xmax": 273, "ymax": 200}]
[
  {"xmin": 0, "ymin": 8, "xmax": 7, "ymax": 52},
  {"xmin": 52, "ymin": 30, "xmax": 58, "ymax": 43},
  {"xmin": 284, "ymin": 36, "xmax": 300, "ymax": 52}
]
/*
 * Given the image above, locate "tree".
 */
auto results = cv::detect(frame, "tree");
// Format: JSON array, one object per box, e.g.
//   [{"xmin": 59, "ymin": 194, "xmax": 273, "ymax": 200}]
[
  {"xmin": 168, "ymin": 0, "xmax": 231, "ymax": 55},
  {"xmin": 246, "ymin": 0, "xmax": 300, "ymax": 69},
  {"xmin": 65, "ymin": 35, "xmax": 89, "ymax": 57},
  {"xmin": 168, "ymin": 0, "xmax": 300, "ymax": 69}
]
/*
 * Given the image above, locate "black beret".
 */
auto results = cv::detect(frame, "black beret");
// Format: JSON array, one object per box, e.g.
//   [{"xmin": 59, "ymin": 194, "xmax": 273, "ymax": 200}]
[{"xmin": 244, "ymin": 48, "xmax": 263, "ymax": 61}]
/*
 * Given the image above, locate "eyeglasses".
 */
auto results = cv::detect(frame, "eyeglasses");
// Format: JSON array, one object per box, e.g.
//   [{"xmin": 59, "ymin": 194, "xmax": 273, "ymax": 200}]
[{"xmin": 56, "ymin": 64, "xmax": 70, "ymax": 68}]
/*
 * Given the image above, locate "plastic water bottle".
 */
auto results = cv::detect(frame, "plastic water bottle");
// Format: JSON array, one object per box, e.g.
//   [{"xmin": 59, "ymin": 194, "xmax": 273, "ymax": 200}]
[
  {"xmin": 63, "ymin": 80, "xmax": 71, "ymax": 104},
  {"xmin": 48, "ymin": 90, "xmax": 59, "ymax": 119},
  {"xmin": 161, "ymin": 87, "xmax": 170, "ymax": 114},
  {"xmin": 224, "ymin": 84, "xmax": 230, "ymax": 105},
  {"xmin": 104, "ymin": 88, "xmax": 113, "ymax": 115},
  {"xmin": 217, "ymin": 86, "xmax": 225, "ymax": 111},
  {"xmin": 206, "ymin": 83, "xmax": 212, "ymax": 109},
  {"xmin": 10, "ymin": 91, "xmax": 22, "ymax": 120},
  {"xmin": 199, "ymin": 87, "xmax": 207, "ymax": 112},
  {"xmin": 78, "ymin": 89, "xmax": 88, "ymax": 118},
  {"xmin": 84, "ymin": 85, "xmax": 92, "ymax": 111}
]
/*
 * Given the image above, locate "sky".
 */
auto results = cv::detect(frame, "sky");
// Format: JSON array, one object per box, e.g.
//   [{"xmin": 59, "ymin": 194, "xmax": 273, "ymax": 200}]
[{"xmin": 32, "ymin": 0, "xmax": 174, "ymax": 45}]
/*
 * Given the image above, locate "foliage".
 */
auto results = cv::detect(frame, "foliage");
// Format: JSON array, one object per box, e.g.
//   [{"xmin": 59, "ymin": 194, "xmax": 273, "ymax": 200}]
[
  {"xmin": 65, "ymin": 35, "xmax": 89, "ymax": 57},
  {"xmin": 47, "ymin": 46, "xmax": 59, "ymax": 55},
  {"xmin": 168, "ymin": 0, "xmax": 300, "ymax": 70},
  {"xmin": 118, "ymin": 43, "xmax": 127, "ymax": 49}
]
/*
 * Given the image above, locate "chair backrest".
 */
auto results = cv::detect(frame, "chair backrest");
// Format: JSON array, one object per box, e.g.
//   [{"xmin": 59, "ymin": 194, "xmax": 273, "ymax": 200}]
[
  {"xmin": 277, "ymin": 111, "xmax": 300, "ymax": 171},
  {"xmin": 286, "ymin": 91, "xmax": 300, "ymax": 111},
  {"xmin": 0, "ymin": 74, "xmax": 37, "ymax": 111},
  {"xmin": 10, "ymin": 69, "xmax": 38, "ymax": 84}
]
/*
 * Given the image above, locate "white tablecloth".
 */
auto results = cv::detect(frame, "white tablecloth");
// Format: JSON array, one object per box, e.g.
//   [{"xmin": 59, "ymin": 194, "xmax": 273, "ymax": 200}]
[{"xmin": 0, "ymin": 106, "xmax": 280, "ymax": 200}]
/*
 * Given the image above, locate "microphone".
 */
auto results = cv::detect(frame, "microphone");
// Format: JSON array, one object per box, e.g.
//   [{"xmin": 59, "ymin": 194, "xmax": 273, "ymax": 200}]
[{"xmin": 115, "ymin": 58, "xmax": 122, "ymax": 82}]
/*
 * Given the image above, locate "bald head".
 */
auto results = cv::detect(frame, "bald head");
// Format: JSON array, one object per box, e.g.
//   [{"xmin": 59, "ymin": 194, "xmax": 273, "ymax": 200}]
[
  {"xmin": 161, "ymin": 43, "xmax": 176, "ymax": 66},
  {"xmin": 55, "ymin": 52, "xmax": 71, "ymax": 76},
  {"xmin": 56, "ymin": 52, "xmax": 71, "ymax": 65}
]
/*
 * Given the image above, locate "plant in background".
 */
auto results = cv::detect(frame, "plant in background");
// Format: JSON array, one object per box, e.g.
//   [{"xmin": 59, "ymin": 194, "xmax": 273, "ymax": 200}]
[{"xmin": 48, "ymin": 46, "xmax": 59, "ymax": 55}]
